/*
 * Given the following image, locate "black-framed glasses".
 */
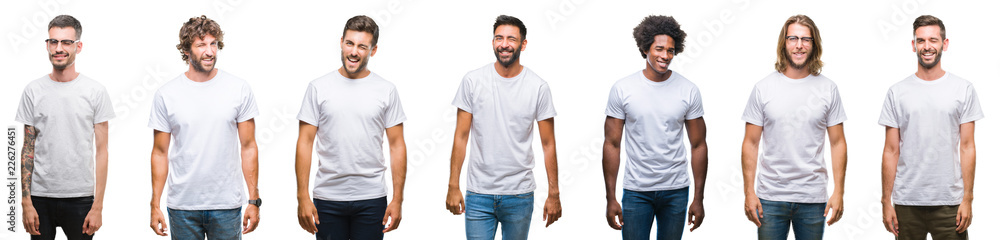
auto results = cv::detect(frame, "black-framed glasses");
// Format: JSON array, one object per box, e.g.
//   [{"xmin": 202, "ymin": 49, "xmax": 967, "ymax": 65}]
[
  {"xmin": 45, "ymin": 39, "xmax": 80, "ymax": 46},
  {"xmin": 785, "ymin": 36, "xmax": 814, "ymax": 43}
]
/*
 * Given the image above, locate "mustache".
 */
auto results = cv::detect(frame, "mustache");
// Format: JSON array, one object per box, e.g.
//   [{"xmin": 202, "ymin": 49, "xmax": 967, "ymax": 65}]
[
  {"xmin": 496, "ymin": 46, "xmax": 515, "ymax": 52},
  {"xmin": 50, "ymin": 51, "xmax": 68, "ymax": 57}
]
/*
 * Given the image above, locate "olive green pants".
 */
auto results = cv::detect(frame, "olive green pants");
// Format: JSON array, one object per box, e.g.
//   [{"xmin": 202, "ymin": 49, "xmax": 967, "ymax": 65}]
[{"xmin": 894, "ymin": 205, "xmax": 968, "ymax": 240}]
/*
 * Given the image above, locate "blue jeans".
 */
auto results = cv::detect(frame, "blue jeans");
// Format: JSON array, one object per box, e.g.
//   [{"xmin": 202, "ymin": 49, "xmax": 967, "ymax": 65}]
[
  {"xmin": 621, "ymin": 187, "xmax": 689, "ymax": 240},
  {"xmin": 757, "ymin": 199, "xmax": 825, "ymax": 240},
  {"xmin": 31, "ymin": 196, "xmax": 94, "ymax": 240},
  {"xmin": 167, "ymin": 207, "xmax": 242, "ymax": 240},
  {"xmin": 314, "ymin": 197, "xmax": 387, "ymax": 240},
  {"xmin": 465, "ymin": 191, "xmax": 534, "ymax": 240}
]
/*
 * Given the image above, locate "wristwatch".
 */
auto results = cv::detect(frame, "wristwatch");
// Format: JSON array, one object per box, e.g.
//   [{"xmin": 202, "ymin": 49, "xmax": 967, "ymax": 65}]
[{"xmin": 249, "ymin": 198, "xmax": 262, "ymax": 207}]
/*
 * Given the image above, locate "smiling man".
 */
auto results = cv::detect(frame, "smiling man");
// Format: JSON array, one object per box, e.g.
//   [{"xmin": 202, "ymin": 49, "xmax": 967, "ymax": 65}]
[
  {"xmin": 445, "ymin": 15, "xmax": 562, "ymax": 240},
  {"xmin": 879, "ymin": 15, "xmax": 982, "ymax": 240},
  {"xmin": 148, "ymin": 15, "xmax": 261, "ymax": 240},
  {"xmin": 294, "ymin": 15, "xmax": 408, "ymax": 240},
  {"xmin": 601, "ymin": 15, "xmax": 707, "ymax": 240},
  {"xmin": 16, "ymin": 14, "xmax": 114, "ymax": 240},
  {"xmin": 741, "ymin": 15, "xmax": 848, "ymax": 240}
]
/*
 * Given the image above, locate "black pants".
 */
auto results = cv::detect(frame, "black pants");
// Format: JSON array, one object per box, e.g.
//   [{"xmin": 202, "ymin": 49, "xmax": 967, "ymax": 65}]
[
  {"xmin": 31, "ymin": 196, "xmax": 94, "ymax": 240},
  {"xmin": 315, "ymin": 197, "xmax": 387, "ymax": 240}
]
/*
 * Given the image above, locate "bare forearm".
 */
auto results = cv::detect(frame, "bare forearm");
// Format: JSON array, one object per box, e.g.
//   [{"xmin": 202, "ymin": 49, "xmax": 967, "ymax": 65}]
[
  {"xmin": 241, "ymin": 145, "xmax": 260, "ymax": 199},
  {"xmin": 830, "ymin": 141, "xmax": 847, "ymax": 195},
  {"xmin": 601, "ymin": 142, "xmax": 620, "ymax": 202},
  {"xmin": 93, "ymin": 122, "xmax": 109, "ymax": 208},
  {"xmin": 690, "ymin": 144, "xmax": 708, "ymax": 201},
  {"xmin": 542, "ymin": 143, "xmax": 560, "ymax": 198},
  {"xmin": 447, "ymin": 140, "xmax": 467, "ymax": 188},
  {"xmin": 150, "ymin": 153, "xmax": 168, "ymax": 208},
  {"xmin": 960, "ymin": 144, "xmax": 975, "ymax": 202},
  {"xmin": 294, "ymin": 144, "xmax": 313, "ymax": 201},
  {"xmin": 20, "ymin": 125, "xmax": 37, "ymax": 204},
  {"xmin": 390, "ymin": 143, "xmax": 407, "ymax": 202},
  {"xmin": 880, "ymin": 153, "xmax": 897, "ymax": 204},
  {"xmin": 740, "ymin": 142, "xmax": 758, "ymax": 195}
]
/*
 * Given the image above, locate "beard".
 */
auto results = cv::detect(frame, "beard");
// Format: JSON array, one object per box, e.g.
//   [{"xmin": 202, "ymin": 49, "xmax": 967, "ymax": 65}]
[
  {"xmin": 917, "ymin": 49, "xmax": 942, "ymax": 69},
  {"xmin": 785, "ymin": 51, "xmax": 808, "ymax": 70},
  {"xmin": 189, "ymin": 54, "xmax": 216, "ymax": 73},
  {"xmin": 49, "ymin": 51, "xmax": 74, "ymax": 70},
  {"xmin": 494, "ymin": 45, "xmax": 521, "ymax": 67},
  {"xmin": 341, "ymin": 53, "xmax": 370, "ymax": 75}
]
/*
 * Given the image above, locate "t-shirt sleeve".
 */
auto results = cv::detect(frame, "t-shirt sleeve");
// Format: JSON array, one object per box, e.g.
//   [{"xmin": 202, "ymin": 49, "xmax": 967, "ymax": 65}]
[
  {"xmin": 604, "ymin": 84, "xmax": 625, "ymax": 120},
  {"xmin": 535, "ymin": 82, "xmax": 557, "ymax": 121},
  {"xmin": 452, "ymin": 76, "xmax": 474, "ymax": 114},
  {"xmin": 93, "ymin": 86, "xmax": 116, "ymax": 124},
  {"xmin": 686, "ymin": 86, "xmax": 705, "ymax": 120},
  {"xmin": 148, "ymin": 91, "xmax": 171, "ymax": 133},
  {"xmin": 14, "ymin": 88, "xmax": 34, "ymax": 125},
  {"xmin": 383, "ymin": 86, "xmax": 407, "ymax": 128},
  {"xmin": 877, "ymin": 89, "xmax": 898, "ymax": 128},
  {"xmin": 297, "ymin": 83, "xmax": 320, "ymax": 127},
  {"xmin": 826, "ymin": 85, "xmax": 847, "ymax": 126},
  {"xmin": 960, "ymin": 84, "xmax": 984, "ymax": 123},
  {"xmin": 236, "ymin": 82, "xmax": 259, "ymax": 123},
  {"xmin": 741, "ymin": 86, "xmax": 764, "ymax": 126}
]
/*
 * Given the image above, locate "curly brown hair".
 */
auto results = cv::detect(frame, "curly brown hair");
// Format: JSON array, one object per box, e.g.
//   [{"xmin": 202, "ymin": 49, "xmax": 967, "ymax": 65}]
[{"xmin": 176, "ymin": 15, "xmax": 224, "ymax": 62}]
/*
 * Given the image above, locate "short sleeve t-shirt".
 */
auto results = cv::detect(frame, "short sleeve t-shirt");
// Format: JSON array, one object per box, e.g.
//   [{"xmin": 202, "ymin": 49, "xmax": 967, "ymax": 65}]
[
  {"xmin": 298, "ymin": 71, "xmax": 406, "ymax": 202},
  {"xmin": 605, "ymin": 71, "xmax": 704, "ymax": 192},
  {"xmin": 742, "ymin": 71, "xmax": 846, "ymax": 203},
  {"xmin": 452, "ymin": 64, "xmax": 557, "ymax": 195},
  {"xmin": 15, "ymin": 74, "xmax": 115, "ymax": 198},
  {"xmin": 148, "ymin": 70, "xmax": 258, "ymax": 210},
  {"xmin": 878, "ymin": 72, "xmax": 983, "ymax": 206}
]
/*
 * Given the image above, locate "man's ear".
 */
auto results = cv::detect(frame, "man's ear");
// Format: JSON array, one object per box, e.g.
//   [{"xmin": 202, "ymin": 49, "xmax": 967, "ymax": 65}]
[{"xmin": 520, "ymin": 39, "xmax": 527, "ymax": 52}]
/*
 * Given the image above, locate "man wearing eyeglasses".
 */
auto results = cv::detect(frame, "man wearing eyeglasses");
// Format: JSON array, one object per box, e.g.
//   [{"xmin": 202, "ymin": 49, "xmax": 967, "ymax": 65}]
[
  {"xmin": 294, "ymin": 15, "xmax": 408, "ymax": 240},
  {"xmin": 16, "ymin": 15, "xmax": 115, "ymax": 240},
  {"xmin": 740, "ymin": 15, "xmax": 847, "ymax": 240},
  {"xmin": 879, "ymin": 15, "xmax": 981, "ymax": 240}
]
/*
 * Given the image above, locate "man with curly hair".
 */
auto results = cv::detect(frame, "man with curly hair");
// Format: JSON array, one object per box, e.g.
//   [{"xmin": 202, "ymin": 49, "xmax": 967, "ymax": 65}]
[
  {"xmin": 601, "ymin": 15, "xmax": 707, "ymax": 240},
  {"xmin": 16, "ymin": 14, "xmax": 114, "ymax": 240},
  {"xmin": 148, "ymin": 15, "xmax": 261, "ymax": 239},
  {"xmin": 740, "ymin": 14, "xmax": 847, "ymax": 240},
  {"xmin": 445, "ymin": 15, "xmax": 562, "ymax": 240}
]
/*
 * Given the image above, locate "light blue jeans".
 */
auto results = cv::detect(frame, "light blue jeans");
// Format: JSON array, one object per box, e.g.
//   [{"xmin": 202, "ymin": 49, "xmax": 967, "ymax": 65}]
[
  {"xmin": 465, "ymin": 191, "xmax": 534, "ymax": 240},
  {"xmin": 167, "ymin": 207, "xmax": 242, "ymax": 240},
  {"xmin": 622, "ymin": 187, "xmax": 689, "ymax": 240},
  {"xmin": 757, "ymin": 199, "xmax": 826, "ymax": 240}
]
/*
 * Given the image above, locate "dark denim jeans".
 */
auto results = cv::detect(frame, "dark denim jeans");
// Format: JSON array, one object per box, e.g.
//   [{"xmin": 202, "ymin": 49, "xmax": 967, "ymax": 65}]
[
  {"xmin": 31, "ymin": 196, "xmax": 94, "ymax": 240},
  {"xmin": 167, "ymin": 207, "xmax": 242, "ymax": 240},
  {"xmin": 465, "ymin": 191, "xmax": 534, "ymax": 240},
  {"xmin": 314, "ymin": 197, "xmax": 387, "ymax": 240},
  {"xmin": 757, "ymin": 199, "xmax": 826, "ymax": 240},
  {"xmin": 621, "ymin": 187, "xmax": 688, "ymax": 240}
]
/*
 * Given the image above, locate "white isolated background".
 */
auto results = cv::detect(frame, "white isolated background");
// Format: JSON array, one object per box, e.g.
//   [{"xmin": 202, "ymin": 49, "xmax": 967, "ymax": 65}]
[{"xmin": 0, "ymin": 0, "xmax": 996, "ymax": 239}]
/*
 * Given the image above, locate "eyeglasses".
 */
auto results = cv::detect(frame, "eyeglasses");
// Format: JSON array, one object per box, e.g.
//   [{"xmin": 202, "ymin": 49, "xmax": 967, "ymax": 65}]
[
  {"xmin": 44, "ymin": 39, "xmax": 80, "ymax": 46},
  {"xmin": 785, "ymin": 36, "xmax": 813, "ymax": 43}
]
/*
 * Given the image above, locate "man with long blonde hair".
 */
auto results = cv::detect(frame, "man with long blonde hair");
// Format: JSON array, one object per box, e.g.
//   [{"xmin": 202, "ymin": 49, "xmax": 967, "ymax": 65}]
[{"xmin": 741, "ymin": 14, "xmax": 848, "ymax": 240}]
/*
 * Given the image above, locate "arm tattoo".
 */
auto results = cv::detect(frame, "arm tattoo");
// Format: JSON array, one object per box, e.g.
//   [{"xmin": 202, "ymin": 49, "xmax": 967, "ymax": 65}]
[{"xmin": 21, "ymin": 125, "xmax": 37, "ymax": 198}]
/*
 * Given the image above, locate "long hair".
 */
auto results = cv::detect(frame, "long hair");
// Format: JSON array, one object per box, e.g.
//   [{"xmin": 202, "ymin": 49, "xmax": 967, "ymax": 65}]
[{"xmin": 775, "ymin": 15, "xmax": 823, "ymax": 76}]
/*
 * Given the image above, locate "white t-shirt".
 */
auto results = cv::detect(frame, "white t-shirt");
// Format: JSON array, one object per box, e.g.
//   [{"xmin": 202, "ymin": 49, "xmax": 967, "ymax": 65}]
[
  {"xmin": 15, "ymin": 74, "xmax": 115, "ymax": 198},
  {"xmin": 742, "ymin": 71, "xmax": 846, "ymax": 203},
  {"xmin": 453, "ymin": 64, "xmax": 557, "ymax": 195},
  {"xmin": 605, "ymin": 71, "xmax": 703, "ymax": 192},
  {"xmin": 298, "ymin": 71, "xmax": 406, "ymax": 202},
  {"xmin": 148, "ymin": 70, "xmax": 258, "ymax": 210},
  {"xmin": 878, "ymin": 72, "xmax": 983, "ymax": 206}
]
